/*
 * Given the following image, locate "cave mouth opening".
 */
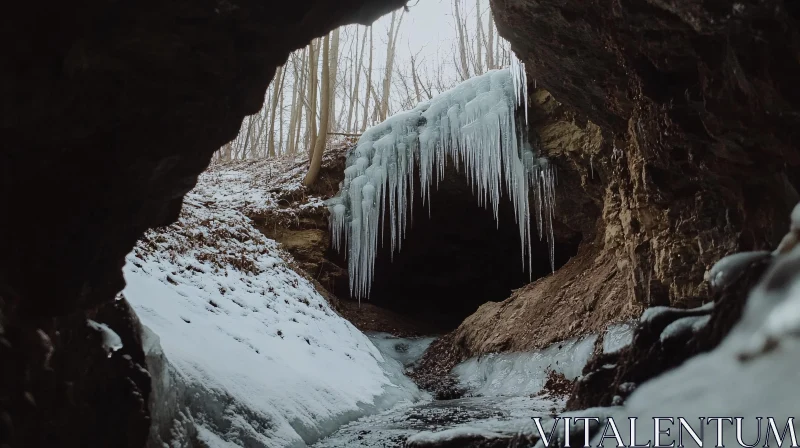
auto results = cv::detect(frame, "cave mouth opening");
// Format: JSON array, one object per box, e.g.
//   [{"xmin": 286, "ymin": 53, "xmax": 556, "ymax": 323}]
[{"xmin": 327, "ymin": 165, "xmax": 581, "ymax": 334}]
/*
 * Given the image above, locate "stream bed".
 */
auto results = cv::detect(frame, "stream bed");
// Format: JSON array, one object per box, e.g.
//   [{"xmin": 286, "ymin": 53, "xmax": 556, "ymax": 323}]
[
  {"xmin": 312, "ymin": 327, "xmax": 633, "ymax": 447},
  {"xmin": 312, "ymin": 393, "xmax": 561, "ymax": 447}
]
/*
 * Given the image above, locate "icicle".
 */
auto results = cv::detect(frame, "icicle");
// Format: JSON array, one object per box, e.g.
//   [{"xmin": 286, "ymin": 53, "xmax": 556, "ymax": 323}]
[{"xmin": 327, "ymin": 60, "xmax": 558, "ymax": 299}]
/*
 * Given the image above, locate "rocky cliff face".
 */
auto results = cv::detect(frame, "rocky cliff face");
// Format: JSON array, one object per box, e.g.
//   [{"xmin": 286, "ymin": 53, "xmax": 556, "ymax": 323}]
[
  {"xmin": 497, "ymin": 0, "xmax": 800, "ymax": 305},
  {"xmin": 0, "ymin": 1, "xmax": 403, "ymax": 446}
]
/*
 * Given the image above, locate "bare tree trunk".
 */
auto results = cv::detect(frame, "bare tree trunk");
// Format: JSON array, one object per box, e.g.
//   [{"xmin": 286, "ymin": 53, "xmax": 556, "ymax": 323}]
[
  {"xmin": 380, "ymin": 11, "xmax": 404, "ymax": 121},
  {"xmin": 361, "ymin": 26, "xmax": 373, "ymax": 132},
  {"xmin": 279, "ymin": 75, "xmax": 285, "ymax": 156},
  {"xmin": 328, "ymin": 28, "xmax": 340, "ymax": 133},
  {"xmin": 411, "ymin": 53, "xmax": 422, "ymax": 103},
  {"xmin": 306, "ymin": 39, "xmax": 320, "ymax": 159},
  {"xmin": 253, "ymin": 110, "xmax": 268, "ymax": 157},
  {"xmin": 267, "ymin": 65, "xmax": 284, "ymax": 158},
  {"xmin": 348, "ymin": 26, "xmax": 367, "ymax": 133},
  {"xmin": 304, "ymin": 34, "xmax": 331, "ymax": 186},
  {"xmin": 287, "ymin": 51, "xmax": 302, "ymax": 155},
  {"xmin": 242, "ymin": 116, "xmax": 256, "ymax": 160},
  {"xmin": 293, "ymin": 49, "xmax": 308, "ymax": 155},
  {"xmin": 475, "ymin": 0, "xmax": 483, "ymax": 75},
  {"xmin": 454, "ymin": 0, "xmax": 470, "ymax": 80},
  {"xmin": 487, "ymin": 9, "xmax": 495, "ymax": 70}
]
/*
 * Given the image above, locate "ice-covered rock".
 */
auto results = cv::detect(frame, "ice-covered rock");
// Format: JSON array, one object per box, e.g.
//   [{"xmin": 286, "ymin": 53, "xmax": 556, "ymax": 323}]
[
  {"xmin": 659, "ymin": 315, "xmax": 711, "ymax": 343},
  {"xmin": 367, "ymin": 332, "xmax": 437, "ymax": 369},
  {"xmin": 602, "ymin": 322, "xmax": 635, "ymax": 354},
  {"xmin": 706, "ymin": 250, "xmax": 772, "ymax": 292},
  {"xmin": 86, "ymin": 319, "xmax": 123, "ymax": 358},
  {"xmin": 453, "ymin": 335, "xmax": 597, "ymax": 397},
  {"xmin": 405, "ymin": 426, "xmax": 507, "ymax": 447}
]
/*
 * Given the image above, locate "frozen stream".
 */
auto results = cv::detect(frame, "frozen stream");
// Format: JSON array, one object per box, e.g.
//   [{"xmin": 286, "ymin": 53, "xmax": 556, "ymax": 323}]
[{"xmin": 313, "ymin": 327, "xmax": 632, "ymax": 447}]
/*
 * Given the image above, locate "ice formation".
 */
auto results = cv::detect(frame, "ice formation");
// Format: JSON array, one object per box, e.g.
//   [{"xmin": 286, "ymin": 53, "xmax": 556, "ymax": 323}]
[
  {"xmin": 367, "ymin": 332, "xmax": 437, "ymax": 369},
  {"xmin": 452, "ymin": 335, "xmax": 597, "ymax": 397},
  {"xmin": 327, "ymin": 59, "xmax": 557, "ymax": 298},
  {"xmin": 602, "ymin": 322, "xmax": 635, "ymax": 354},
  {"xmin": 86, "ymin": 319, "xmax": 123, "ymax": 358}
]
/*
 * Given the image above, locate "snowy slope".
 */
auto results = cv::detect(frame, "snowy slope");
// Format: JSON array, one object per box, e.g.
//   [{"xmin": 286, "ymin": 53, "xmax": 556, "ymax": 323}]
[{"xmin": 122, "ymin": 156, "xmax": 423, "ymax": 447}]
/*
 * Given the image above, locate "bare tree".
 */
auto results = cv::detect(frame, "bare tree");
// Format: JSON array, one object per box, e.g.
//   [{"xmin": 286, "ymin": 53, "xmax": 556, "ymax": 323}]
[
  {"xmin": 361, "ymin": 26, "xmax": 373, "ymax": 132},
  {"xmin": 454, "ymin": 0, "xmax": 470, "ymax": 80},
  {"xmin": 287, "ymin": 49, "xmax": 304, "ymax": 155},
  {"xmin": 486, "ymin": 8, "xmax": 495, "ymax": 70},
  {"xmin": 348, "ymin": 26, "xmax": 367, "ymax": 133},
  {"xmin": 379, "ymin": 10, "xmax": 404, "ymax": 121},
  {"xmin": 409, "ymin": 49, "xmax": 425, "ymax": 102},
  {"xmin": 267, "ymin": 65, "xmax": 285, "ymax": 157},
  {"xmin": 304, "ymin": 33, "xmax": 332, "ymax": 186},
  {"xmin": 475, "ymin": 0, "xmax": 483, "ymax": 75},
  {"xmin": 305, "ymin": 39, "xmax": 320, "ymax": 158},
  {"xmin": 328, "ymin": 28, "xmax": 340, "ymax": 133}
]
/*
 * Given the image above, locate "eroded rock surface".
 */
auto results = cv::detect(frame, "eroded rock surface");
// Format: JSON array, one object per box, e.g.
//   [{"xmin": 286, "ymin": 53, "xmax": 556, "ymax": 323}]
[{"xmin": 498, "ymin": 0, "xmax": 800, "ymax": 305}]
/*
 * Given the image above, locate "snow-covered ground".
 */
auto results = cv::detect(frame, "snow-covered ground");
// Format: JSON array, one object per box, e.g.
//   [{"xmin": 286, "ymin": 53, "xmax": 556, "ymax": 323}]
[{"xmin": 121, "ymin": 153, "xmax": 424, "ymax": 447}]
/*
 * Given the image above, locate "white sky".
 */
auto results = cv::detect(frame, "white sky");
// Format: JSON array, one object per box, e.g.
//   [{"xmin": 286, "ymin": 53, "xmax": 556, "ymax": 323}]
[{"xmin": 373, "ymin": 0, "xmax": 484, "ymax": 77}]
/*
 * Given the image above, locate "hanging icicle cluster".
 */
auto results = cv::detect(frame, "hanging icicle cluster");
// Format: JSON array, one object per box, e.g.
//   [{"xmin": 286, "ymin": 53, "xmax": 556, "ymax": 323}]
[{"xmin": 327, "ymin": 58, "xmax": 557, "ymax": 299}]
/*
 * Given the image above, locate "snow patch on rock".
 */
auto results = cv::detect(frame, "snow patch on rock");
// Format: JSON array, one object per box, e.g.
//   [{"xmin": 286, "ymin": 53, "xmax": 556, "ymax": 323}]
[{"xmin": 86, "ymin": 319, "xmax": 123, "ymax": 357}]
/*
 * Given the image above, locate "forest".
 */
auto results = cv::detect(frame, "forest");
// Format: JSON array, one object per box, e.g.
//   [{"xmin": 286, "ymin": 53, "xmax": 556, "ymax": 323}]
[{"xmin": 215, "ymin": 0, "xmax": 513, "ymax": 185}]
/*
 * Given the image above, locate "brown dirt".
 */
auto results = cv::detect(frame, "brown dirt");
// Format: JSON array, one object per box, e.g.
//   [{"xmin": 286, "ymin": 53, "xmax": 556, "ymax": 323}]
[
  {"xmin": 409, "ymin": 333, "xmax": 469, "ymax": 400},
  {"xmin": 452, "ymin": 240, "xmax": 638, "ymax": 356},
  {"xmin": 540, "ymin": 371, "xmax": 575, "ymax": 398}
]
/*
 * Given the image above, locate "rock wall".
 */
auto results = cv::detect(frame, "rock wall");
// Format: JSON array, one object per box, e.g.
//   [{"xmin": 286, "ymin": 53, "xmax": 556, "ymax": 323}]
[
  {"xmin": 495, "ymin": 0, "xmax": 800, "ymax": 306},
  {"xmin": 0, "ymin": 1, "xmax": 404, "ymax": 446}
]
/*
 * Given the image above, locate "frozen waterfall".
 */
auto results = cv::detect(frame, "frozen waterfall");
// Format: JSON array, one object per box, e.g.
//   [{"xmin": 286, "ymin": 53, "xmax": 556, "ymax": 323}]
[{"xmin": 327, "ymin": 59, "xmax": 556, "ymax": 299}]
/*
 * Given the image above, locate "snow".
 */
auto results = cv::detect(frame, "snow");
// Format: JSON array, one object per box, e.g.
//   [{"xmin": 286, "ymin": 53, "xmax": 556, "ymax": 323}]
[
  {"xmin": 659, "ymin": 315, "xmax": 710, "ymax": 343},
  {"xmin": 452, "ymin": 335, "xmax": 597, "ymax": 397},
  {"xmin": 602, "ymin": 322, "xmax": 635, "ymax": 354},
  {"xmin": 314, "ymin": 394, "xmax": 561, "ymax": 447},
  {"xmin": 86, "ymin": 319, "xmax": 123, "ymax": 357},
  {"xmin": 328, "ymin": 57, "xmax": 557, "ymax": 299},
  {"xmin": 367, "ymin": 332, "xmax": 437, "ymax": 369},
  {"xmin": 639, "ymin": 301, "xmax": 714, "ymax": 324},
  {"xmin": 706, "ymin": 250, "xmax": 771, "ymax": 292},
  {"xmin": 405, "ymin": 426, "xmax": 505, "ymax": 445},
  {"xmin": 791, "ymin": 202, "xmax": 800, "ymax": 231},
  {"xmin": 123, "ymin": 157, "xmax": 424, "ymax": 447}
]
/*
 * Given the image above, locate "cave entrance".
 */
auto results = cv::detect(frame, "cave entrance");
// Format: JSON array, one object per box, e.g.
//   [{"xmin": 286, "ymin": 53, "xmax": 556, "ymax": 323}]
[{"xmin": 329, "ymin": 165, "xmax": 581, "ymax": 334}]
